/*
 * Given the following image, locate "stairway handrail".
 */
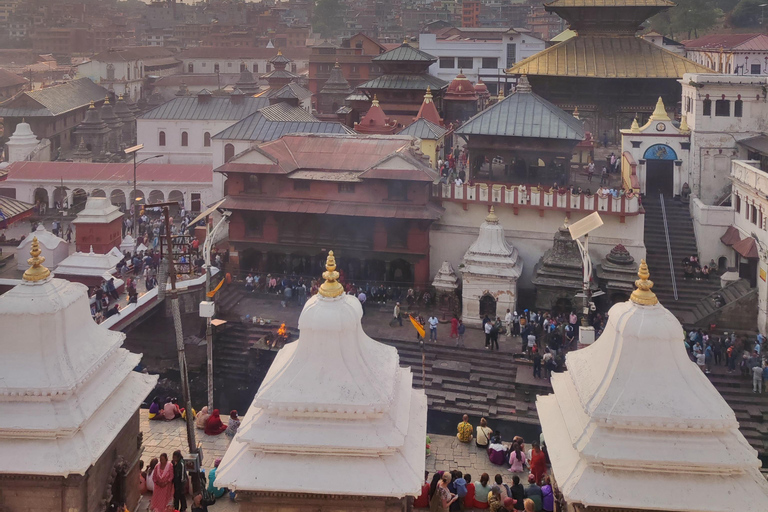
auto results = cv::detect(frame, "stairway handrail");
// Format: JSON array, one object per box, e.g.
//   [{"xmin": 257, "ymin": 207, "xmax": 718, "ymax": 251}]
[{"xmin": 660, "ymin": 194, "xmax": 679, "ymax": 301}]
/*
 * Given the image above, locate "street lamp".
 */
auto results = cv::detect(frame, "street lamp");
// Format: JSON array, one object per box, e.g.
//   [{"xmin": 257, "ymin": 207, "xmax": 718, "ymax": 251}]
[
  {"xmin": 124, "ymin": 144, "xmax": 163, "ymax": 238},
  {"xmin": 568, "ymin": 212, "xmax": 603, "ymax": 347}
]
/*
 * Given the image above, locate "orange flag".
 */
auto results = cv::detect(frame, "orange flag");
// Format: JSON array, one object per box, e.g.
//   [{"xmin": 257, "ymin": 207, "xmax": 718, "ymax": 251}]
[{"xmin": 409, "ymin": 315, "xmax": 425, "ymax": 339}]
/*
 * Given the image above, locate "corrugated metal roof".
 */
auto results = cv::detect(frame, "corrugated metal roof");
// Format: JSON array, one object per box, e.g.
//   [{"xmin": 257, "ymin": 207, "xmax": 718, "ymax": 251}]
[
  {"xmin": 398, "ymin": 118, "xmax": 447, "ymax": 140},
  {"xmin": 372, "ymin": 43, "xmax": 437, "ymax": 62},
  {"xmin": 456, "ymin": 86, "xmax": 585, "ymax": 140},
  {"xmin": 0, "ymin": 78, "xmax": 108, "ymax": 117},
  {"xmin": 267, "ymin": 83, "xmax": 312, "ymax": 100},
  {"xmin": 357, "ymin": 74, "xmax": 448, "ymax": 91},
  {"xmin": 544, "ymin": 0, "xmax": 674, "ymax": 6},
  {"xmin": 0, "ymin": 195, "xmax": 34, "ymax": 226},
  {"xmin": 682, "ymin": 33, "xmax": 768, "ymax": 51},
  {"xmin": 5, "ymin": 162, "xmax": 212, "ymax": 183},
  {"xmin": 509, "ymin": 35, "xmax": 713, "ymax": 78},
  {"xmin": 139, "ymin": 96, "xmax": 269, "ymax": 120},
  {"xmin": 213, "ymin": 105, "xmax": 353, "ymax": 141}
]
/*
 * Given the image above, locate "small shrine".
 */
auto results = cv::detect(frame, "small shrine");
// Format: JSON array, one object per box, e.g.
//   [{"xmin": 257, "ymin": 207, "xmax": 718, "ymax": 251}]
[
  {"xmin": 461, "ymin": 207, "xmax": 523, "ymax": 327},
  {"xmin": 74, "ymin": 101, "xmax": 110, "ymax": 161},
  {"xmin": 5, "ymin": 120, "xmax": 40, "ymax": 163},
  {"xmin": 474, "ymin": 79, "xmax": 491, "ymax": 111},
  {"xmin": 443, "ymin": 72, "xmax": 478, "ymax": 125},
  {"xmin": 318, "ymin": 61, "xmax": 353, "ymax": 115},
  {"xmin": 531, "ymin": 219, "xmax": 597, "ymax": 312},
  {"xmin": 236, "ymin": 68, "xmax": 260, "ymax": 96},
  {"xmin": 595, "ymin": 243, "xmax": 639, "ymax": 304},
  {"xmin": 216, "ymin": 252, "xmax": 427, "ymax": 510},
  {"xmin": 55, "ymin": 246, "xmax": 125, "ymax": 289},
  {"xmin": 354, "ymin": 96, "xmax": 399, "ymax": 135},
  {"xmin": 414, "ymin": 87, "xmax": 443, "ymax": 127},
  {"xmin": 263, "ymin": 50, "xmax": 298, "ymax": 89},
  {"xmin": 537, "ymin": 262, "xmax": 768, "ymax": 512},
  {"xmin": 16, "ymin": 224, "xmax": 68, "ymax": 271},
  {"xmin": 99, "ymin": 96, "xmax": 123, "ymax": 154},
  {"xmin": 0, "ymin": 239, "xmax": 156, "ymax": 512},
  {"xmin": 114, "ymin": 95, "xmax": 136, "ymax": 146},
  {"xmin": 71, "ymin": 197, "xmax": 124, "ymax": 254},
  {"xmin": 432, "ymin": 260, "xmax": 459, "ymax": 318},
  {"xmin": 119, "ymin": 234, "xmax": 136, "ymax": 254}
]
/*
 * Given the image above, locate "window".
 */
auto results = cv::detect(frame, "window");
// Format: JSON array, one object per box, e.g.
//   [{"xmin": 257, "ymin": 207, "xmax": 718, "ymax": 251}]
[
  {"xmin": 188, "ymin": 63, "xmax": 194, "ymax": 73},
  {"xmin": 240, "ymin": 63, "xmax": 246, "ymax": 72},
  {"xmin": 387, "ymin": 181, "xmax": 407, "ymax": 201},
  {"xmin": 736, "ymin": 195, "xmax": 741, "ymax": 213},
  {"xmin": 244, "ymin": 213, "xmax": 263, "ymax": 237},
  {"xmin": 481, "ymin": 57, "xmax": 498, "ymax": 69},
  {"xmin": 181, "ymin": 131, "xmax": 188, "ymax": 147},
  {"xmin": 266, "ymin": 64, "xmax": 271, "ymax": 72},
  {"xmin": 685, "ymin": 96, "xmax": 691, "ymax": 113},
  {"xmin": 457, "ymin": 57, "xmax": 473, "ymax": 69},
  {"xmin": 224, "ymin": 143, "xmax": 235, "ymax": 162},
  {"xmin": 338, "ymin": 183, "xmax": 355, "ymax": 193},
  {"xmin": 752, "ymin": 64, "xmax": 761, "ymax": 74},
  {"xmin": 159, "ymin": 131, "xmax": 166, "ymax": 146},
  {"xmin": 387, "ymin": 222, "xmax": 408, "ymax": 248},
  {"xmin": 715, "ymin": 99, "xmax": 730, "ymax": 117},
  {"xmin": 506, "ymin": 43, "xmax": 517, "ymax": 68},
  {"xmin": 735, "ymin": 99, "xmax": 743, "ymax": 118},
  {"xmin": 214, "ymin": 63, "xmax": 220, "ymax": 73},
  {"xmin": 752, "ymin": 205, "xmax": 758, "ymax": 225},
  {"xmin": 202, "ymin": 62, "xmax": 207, "ymax": 68},
  {"xmin": 439, "ymin": 57, "xmax": 455, "ymax": 69},
  {"xmin": 703, "ymin": 99, "xmax": 712, "ymax": 116},
  {"xmin": 244, "ymin": 174, "xmax": 261, "ymax": 193},
  {"xmin": 253, "ymin": 63, "xmax": 258, "ymax": 73},
  {"xmin": 106, "ymin": 63, "xmax": 115, "ymax": 80},
  {"xmin": 227, "ymin": 62, "xmax": 232, "ymax": 68},
  {"xmin": 203, "ymin": 132, "xmax": 211, "ymax": 147},
  {"xmin": 293, "ymin": 180, "xmax": 310, "ymax": 191}
]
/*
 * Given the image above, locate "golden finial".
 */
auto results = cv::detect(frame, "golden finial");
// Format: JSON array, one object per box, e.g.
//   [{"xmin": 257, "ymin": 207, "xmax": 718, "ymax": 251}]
[
  {"xmin": 334, "ymin": 59, "xmax": 340, "ymax": 68},
  {"xmin": 497, "ymin": 88, "xmax": 505, "ymax": 101},
  {"xmin": 88, "ymin": 100, "xmax": 95, "ymax": 109},
  {"xmin": 371, "ymin": 94, "xmax": 380, "ymax": 107},
  {"xmin": 318, "ymin": 251, "xmax": 344, "ymax": 298},
  {"xmin": 485, "ymin": 205, "xmax": 498, "ymax": 223},
  {"xmin": 104, "ymin": 95, "xmax": 110, "ymax": 105},
  {"xmin": 23, "ymin": 237, "xmax": 51, "ymax": 282},
  {"xmin": 630, "ymin": 259, "xmax": 658, "ymax": 306},
  {"xmin": 679, "ymin": 114, "xmax": 690, "ymax": 134},
  {"xmin": 118, "ymin": 94, "xmax": 124, "ymax": 100},
  {"xmin": 572, "ymin": 107, "xmax": 580, "ymax": 120},
  {"xmin": 277, "ymin": 48, "xmax": 283, "ymax": 55},
  {"xmin": 650, "ymin": 96, "xmax": 670, "ymax": 122},
  {"xmin": 403, "ymin": 37, "xmax": 409, "ymax": 45},
  {"xmin": 630, "ymin": 115, "xmax": 640, "ymax": 133},
  {"xmin": 424, "ymin": 86, "xmax": 433, "ymax": 103}
]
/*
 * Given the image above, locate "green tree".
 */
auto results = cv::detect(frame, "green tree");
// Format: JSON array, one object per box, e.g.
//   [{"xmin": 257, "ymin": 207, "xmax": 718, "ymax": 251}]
[
  {"xmin": 313, "ymin": 0, "xmax": 344, "ymax": 38},
  {"xmin": 650, "ymin": 0, "xmax": 721, "ymax": 39},
  {"xmin": 731, "ymin": 0, "xmax": 763, "ymax": 27}
]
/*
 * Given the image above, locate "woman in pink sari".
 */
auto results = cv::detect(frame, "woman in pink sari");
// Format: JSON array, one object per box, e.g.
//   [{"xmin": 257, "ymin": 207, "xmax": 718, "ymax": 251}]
[{"xmin": 150, "ymin": 453, "xmax": 175, "ymax": 512}]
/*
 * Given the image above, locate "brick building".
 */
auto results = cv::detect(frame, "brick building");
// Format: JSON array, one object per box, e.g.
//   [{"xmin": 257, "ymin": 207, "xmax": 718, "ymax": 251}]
[{"xmin": 307, "ymin": 33, "xmax": 387, "ymax": 100}]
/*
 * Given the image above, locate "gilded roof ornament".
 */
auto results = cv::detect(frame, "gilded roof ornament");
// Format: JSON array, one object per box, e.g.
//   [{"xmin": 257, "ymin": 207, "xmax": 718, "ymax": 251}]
[
  {"xmin": 630, "ymin": 259, "xmax": 658, "ymax": 306},
  {"xmin": 679, "ymin": 114, "xmax": 690, "ymax": 134},
  {"xmin": 88, "ymin": 100, "xmax": 95, "ymax": 109},
  {"xmin": 423, "ymin": 86, "xmax": 433, "ymax": 103},
  {"xmin": 371, "ymin": 95, "xmax": 380, "ymax": 107},
  {"xmin": 104, "ymin": 95, "xmax": 110, "ymax": 105},
  {"xmin": 573, "ymin": 106, "xmax": 580, "ymax": 119},
  {"xmin": 649, "ymin": 96, "xmax": 670, "ymax": 121},
  {"xmin": 23, "ymin": 237, "xmax": 51, "ymax": 282},
  {"xmin": 630, "ymin": 115, "xmax": 640, "ymax": 133},
  {"xmin": 318, "ymin": 251, "xmax": 344, "ymax": 298},
  {"xmin": 485, "ymin": 205, "xmax": 499, "ymax": 223}
]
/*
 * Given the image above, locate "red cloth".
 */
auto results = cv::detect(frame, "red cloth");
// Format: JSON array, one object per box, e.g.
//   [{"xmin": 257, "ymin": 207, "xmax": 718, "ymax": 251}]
[
  {"xmin": 464, "ymin": 482, "xmax": 476, "ymax": 509},
  {"xmin": 530, "ymin": 449, "xmax": 547, "ymax": 484},
  {"xmin": 150, "ymin": 461, "xmax": 174, "ymax": 512},
  {"xmin": 413, "ymin": 482, "xmax": 430, "ymax": 508},
  {"xmin": 205, "ymin": 409, "xmax": 227, "ymax": 435},
  {"xmin": 451, "ymin": 317, "xmax": 459, "ymax": 337}
]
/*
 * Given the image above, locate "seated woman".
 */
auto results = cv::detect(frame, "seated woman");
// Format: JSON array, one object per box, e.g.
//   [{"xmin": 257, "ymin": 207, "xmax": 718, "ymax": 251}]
[
  {"xmin": 163, "ymin": 398, "xmax": 183, "ymax": 420},
  {"xmin": 702, "ymin": 265, "xmax": 710, "ymax": 279},
  {"xmin": 488, "ymin": 439, "xmax": 507, "ymax": 466},
  {"xmin": 148, "ymin": 397, "xmax": 162, "ymax": 420},
  {"xmin": 474, "ymin": 473, "xmax": 492, "ymax": 510},
  {"xmin": 224, "ymin": 410, "xmax": 240, "ymax": 438},
  {"xmin": 207, "ymin": 459, "xmax": 228, "ymax": 499},
  {"xmin": 476, "ymin": 417, "xmax": 493, "ymax": 449},
  {"xmin": 195, "ymin": 406, "xmax": 210, "ymax": 430},
  {"xmin": 205, "ymin": 409, "xmax": 228, "ymax": 435}
]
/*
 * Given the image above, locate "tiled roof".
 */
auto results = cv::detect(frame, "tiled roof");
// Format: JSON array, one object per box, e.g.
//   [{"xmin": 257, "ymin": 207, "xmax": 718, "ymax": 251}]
[
  {"xmin": 508, "ymin": 36, "xmax": 712, "ymax": 78},
  {"xmin": 457, "ymin": 81, "xmax": 585, "ymax": 140},
  {"xmin": 398, "ymin": 118, "xmax": 447, "ymax": 140},
  {"xmin": 682, "ymin": 34, "xmax": 768, "ymax": 51},
  {"xmin": 90, "ymin": 47, "xmax": 176, "ymax": 63},
  {"xmin": 0, "ymin": 68, "xmax": 26, "ymax": 89},
  {"xmin": 139, "ymin": 95, "xmax": 269, "ymax": 120},
  {"xmin": 357, "ymin": 74, "xmax": 448, "ymax": 91},
  {"xmin": 213, "ymin": 104, "xmax": 352, "ymax": 141},
  {"xmin": 178, "ymin": 47, "xmax": 310, "ymax": 61},
  {"xmin": 372, "ymin": 42, "xmax": 437, "ymax": 62},
  {"xmin": 4, "ymin": 162, "xmax": 212, "ymax": 183},
  {"xmin": 0, "ymin": 78, "xmax": 109, "ymax": 117},
  {"xmin": 544, "ymin": 0, "xmax": 674, "ymax": 6}
]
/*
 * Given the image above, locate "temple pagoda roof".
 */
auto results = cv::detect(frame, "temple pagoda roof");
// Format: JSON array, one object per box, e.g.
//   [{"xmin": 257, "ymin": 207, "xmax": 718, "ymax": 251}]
[
  {"xmin": 357, "ymin": 74, "xmax": 448, "ymax": 91},
  {"xmin": 372, "ymin": 41, "xmax": 437, "ymax": 63},
  {"xmin": 399, "ymin": 118, "xmax": 447, "ymax": 140},
  {"xmin": 508, "ymin": 36, "xmax": 713, "ymax": 79},
  {"xmin": 457, "ymin": 77, "xmax": 584, "ymax": 140}
]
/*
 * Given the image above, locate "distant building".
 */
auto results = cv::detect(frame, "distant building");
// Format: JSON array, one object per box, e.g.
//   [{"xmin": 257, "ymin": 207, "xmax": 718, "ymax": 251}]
[
  {"xmin": 0, "ymin": 68, "xmax": 26, "ymax": 101},
  {"xmin": 641, "ymin": 30, "xmax": 684, "ymax": 55},
  {"xmin": 76, "ymin": 47, "xmax": 181, "ymax": 101},
  {"xmin": 177, "ymin": 47, "xmax": 309, "ymax": 78},
  {"xmin": 682, "ymin": 33, "xmax": 768, "ymax": 75}
]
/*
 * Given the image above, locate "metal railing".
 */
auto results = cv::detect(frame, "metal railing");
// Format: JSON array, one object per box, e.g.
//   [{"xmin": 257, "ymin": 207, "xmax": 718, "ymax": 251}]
[{"xmin": 659, "ymin": 193, "xmax": 679, "ymax": 301}]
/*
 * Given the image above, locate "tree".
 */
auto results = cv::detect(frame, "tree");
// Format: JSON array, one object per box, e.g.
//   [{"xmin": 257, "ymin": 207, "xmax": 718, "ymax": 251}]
[
  {"xmin": 731, "ymin": 0, "xmax": 763, "ymax": 27},
  {"xmin": 650, "ymin": 0, "xmax": 721, "ymax": 39},
  {"xmin": 312, "ymin": 0, "xmax": 344, "ymax": 38}
]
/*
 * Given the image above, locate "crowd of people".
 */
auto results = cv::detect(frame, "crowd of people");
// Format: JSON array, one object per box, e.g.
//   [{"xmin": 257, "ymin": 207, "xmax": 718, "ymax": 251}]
[
  {"xmin": 148, "ymin": 397, "xmax": 241, "ymax": 438},
  {"xmin": 414, "ymin": 414, "xmax": 553, "ymax": 512},
  {"xmin": 682, "ymin": 254, "xmax": 714, "ymax": 281},
  {"xmin": 686, "ymin": 329, "xmax": 768, "ymax": 392}
]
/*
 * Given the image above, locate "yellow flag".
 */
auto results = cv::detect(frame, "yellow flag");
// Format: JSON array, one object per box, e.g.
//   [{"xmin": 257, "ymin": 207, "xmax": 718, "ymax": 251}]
[
  {"xmin": 409, "ymin": 315, "xmax": 425, "ymax": 339},
  {"xmin": 206, "ymin": 278, "xmax": 224, "ymax": 298}
]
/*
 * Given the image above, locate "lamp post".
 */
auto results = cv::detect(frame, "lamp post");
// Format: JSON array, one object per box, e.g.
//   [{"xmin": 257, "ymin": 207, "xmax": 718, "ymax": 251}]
[
  {"xmin": 123, "ymin": 144, "xmax": 163, "ymax": 238},
  {"xmin": 568, "ymin": 212, "xmax": 604, "ymax": 347}
]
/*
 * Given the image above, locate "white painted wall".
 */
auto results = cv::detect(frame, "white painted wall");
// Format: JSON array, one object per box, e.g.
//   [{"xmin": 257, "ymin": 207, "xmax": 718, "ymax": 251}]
[
  {"xmin": 430, "ymin": 202, "xmax": 645, "ymax": 291},
  {"xmin": 137, "ymin": 118, "xmax": 239, "ymax": 165},
  {"xmin": 690, "ymin": 196, "xmax": 734, "ymax": 269},
  {"xmin": 181, "ymin": 57, "xmax": 308, "ymax": 75}
]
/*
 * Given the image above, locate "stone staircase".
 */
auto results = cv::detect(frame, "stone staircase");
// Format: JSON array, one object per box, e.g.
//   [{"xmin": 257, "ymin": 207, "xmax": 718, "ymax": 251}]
[
  {"xmin": 642, "ymin": 194, "xmax": 721, "ymax": 323},
  {"xmin": 690, "ymin": 279, "xmax": 756, "ymax": 327}
]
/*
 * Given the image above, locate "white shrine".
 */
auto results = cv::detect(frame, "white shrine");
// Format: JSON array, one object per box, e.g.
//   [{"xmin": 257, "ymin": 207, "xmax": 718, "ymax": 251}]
[
  {"xmin": 216, "ymin": 251, "xmax": 427, "ymax": 511},
  {"xmin": 461, "ymin": 206, "xmax": 522, "ymax": 327},
  {"xmin": 537, "ymin": 261, "xmax": 768, "ymax": 512},
  {"xmin": 16, "ymin": 224, "xmax": 68, "ymax": 271},
  {"xmin": 0, "ymin": 238, "xmax": 157, "ymax": 512}
]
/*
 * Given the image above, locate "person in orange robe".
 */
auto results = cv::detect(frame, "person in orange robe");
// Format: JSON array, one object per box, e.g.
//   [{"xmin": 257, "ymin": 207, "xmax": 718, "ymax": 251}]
[
  {"xmin": 529, "ymin": 441, "xmax": 547, "ymax": 485},
  {"xmin": 204, "ymin": 409, "xmax": 228, "ymax": 436}
]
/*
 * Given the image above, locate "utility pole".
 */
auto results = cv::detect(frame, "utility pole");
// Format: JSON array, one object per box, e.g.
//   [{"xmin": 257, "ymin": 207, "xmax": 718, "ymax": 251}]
[{"xmin": 162, "ymin": 204, "xmax": 197, "ymax": 455}]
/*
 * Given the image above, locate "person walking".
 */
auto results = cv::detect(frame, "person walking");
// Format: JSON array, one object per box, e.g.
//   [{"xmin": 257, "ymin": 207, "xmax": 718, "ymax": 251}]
[
  {"xmin": 451, "ymin": 315, "xmax": 459, "ymax": 340},
  {"xmin": 171, "ymin": 451, "xmax": 188, "ymax": 512},
  {"xmin": 485, "ymin": 320, "xmax": 493, "ymax": 349},
  {"xmin": 457, "ymin": 319, "xmax": 466, "ymax": 347},
  {"xmin": 393, "ymin": 302, "xmax": 402, "ymax": 326},
  {"xmin": 490, "ymin": 317, "xmax": 501, "ymax": 351},
  {"xmin": 150, "ymin": 453, "xmax": 174, "ymax": 512},
  {"xmin": 505, "ymin": 309, "xmax": 513, "ymax": 338},
  {"xmin": 600, "ymin": 166, "xmax": 608, "ymax": 185},
  {"xmin": 753, "ymin": 361, "xmax": 764, "ymax": 393},
  {"xmin": 429, "ymin": 315, "xmax": 439, "ymax": 342},
  {"xmin": 358, "ymin": 290, "xmax": 367, "ymax": 315}
]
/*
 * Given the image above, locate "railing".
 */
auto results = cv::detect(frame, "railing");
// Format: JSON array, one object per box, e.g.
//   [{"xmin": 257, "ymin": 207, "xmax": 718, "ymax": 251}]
[
  {"xmin": 660, "ymin": 193, "xmax": 679, "ymax": 301},
  {"xmin": 433, "ymin": 182, "xmax": 642, "ymax": 216}
]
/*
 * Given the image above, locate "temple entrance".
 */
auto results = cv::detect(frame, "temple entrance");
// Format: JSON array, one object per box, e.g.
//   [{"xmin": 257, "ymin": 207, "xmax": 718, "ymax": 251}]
[
  {"xmin": 72, "ymin": 188, "xmax": 88, "ymax": 211},
  {"xmin": 389, "ymin": 259, "xmax": 413, "ymax": 283},
  {"xmin": 646, "ymin": 160, "xmax": 674, "ymax": 196},
  {"xmin": 105, "ymin": 457, "xmax": 128, "ymax": 512},
  {"xmin": 479, "ymin": 294, "xmax": 497, "ymax": 319}
]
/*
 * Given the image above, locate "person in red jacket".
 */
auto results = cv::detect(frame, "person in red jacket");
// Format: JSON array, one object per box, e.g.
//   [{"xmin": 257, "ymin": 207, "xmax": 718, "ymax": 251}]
[
  {"xmin": 529, "ymin": 441, "xmax": 548, "ymax": 485},
  {"xmin": 463, "ymin": 473, "xmax": 476, "ymax": 510},
  {"xmin": 413, "ymin": 471, "xmax": 430, "ymax": 508}
]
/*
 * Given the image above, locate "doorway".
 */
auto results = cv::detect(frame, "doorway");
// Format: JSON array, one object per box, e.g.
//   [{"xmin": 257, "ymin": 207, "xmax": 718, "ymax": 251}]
[
  {"xmin": 479, "ymin": 294, "xmax": 497, "ymax": 319},
  {"xmin": 645, "ymin": 160, "xmax": 674, "ymax": 196},
  {"xmin": 739, "ymin": 257, "xmax": 758, "ymax": 288}
]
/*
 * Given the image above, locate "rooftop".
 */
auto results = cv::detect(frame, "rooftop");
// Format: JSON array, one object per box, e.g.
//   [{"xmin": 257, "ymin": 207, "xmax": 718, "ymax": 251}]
[
  {"xmin": 356, "ymin": 74, "xmax": 448, "ymax": 91},
  {"xmin": 139, "ymin": 95, "xmax": 269, "ymax": 121},
  {"xmin": 372, "ymin": 42, "xmax": 437, "ymax": 63},
  {"xmin": 0, "ymin": 78, "xmax": 109, "ymax": 118},
  {"xmin": 89, "ymin": 46, "xmax": 176, "ymax": 63},
  {"xmin": 4, "ymin": 162, "xmax": 212, "ymax": 184},
  {"xmin": 213, "ymin": 104, "xmax": 352, "ymax": 141},
  {"xmin": 682, "ymin": 33, "xmax": 768, "ymax": 51},
  {"xmin": 0, "ymin": 68, "xmax": 26, "ymax": 89},
  {"xmin": 398, "ymin": 118, "xmax": 447, "ymax": 140},
  {"xmin": 178, "ymin": 47, "xmax": 310, "ymax": 61}
]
